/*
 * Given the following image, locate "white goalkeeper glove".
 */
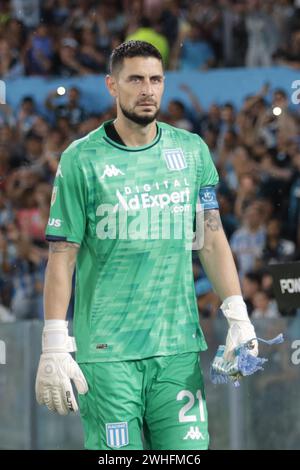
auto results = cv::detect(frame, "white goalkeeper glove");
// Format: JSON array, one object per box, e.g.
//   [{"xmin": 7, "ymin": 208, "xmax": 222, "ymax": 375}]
[
  {"xmin": 35, "ymin": 320, "xmax": 88, "ymax": 415},
  {"xmin": 221, "ymin": 295, "xmax": 258, "ymax": 361}
]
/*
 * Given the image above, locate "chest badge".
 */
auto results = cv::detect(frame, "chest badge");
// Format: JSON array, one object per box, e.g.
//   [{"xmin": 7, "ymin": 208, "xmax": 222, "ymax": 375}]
[{"xmin": 163, "ymin": 148, "xmax": 187, "ymax": 171}]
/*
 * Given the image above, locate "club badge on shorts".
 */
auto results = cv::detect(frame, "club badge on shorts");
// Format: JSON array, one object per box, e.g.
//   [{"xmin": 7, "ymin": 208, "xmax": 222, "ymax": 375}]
[
  {"xmin": 106, "ymin": 422, "xmax": 129, "ymax": 448},
  {"xmin": 163, "ymin": 148, "xmax": 187, "ymax": 171}
]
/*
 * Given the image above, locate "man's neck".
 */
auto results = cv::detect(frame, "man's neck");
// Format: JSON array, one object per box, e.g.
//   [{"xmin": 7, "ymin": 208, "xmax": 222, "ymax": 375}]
[{"xmin": 113, "ymin": 116, "xmax": 157, "ymax": 147}]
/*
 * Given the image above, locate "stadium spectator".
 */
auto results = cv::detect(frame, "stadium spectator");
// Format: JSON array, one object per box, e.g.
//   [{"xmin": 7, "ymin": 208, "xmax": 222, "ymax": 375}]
[
  {"xmin": 245, "ymin": 0, "xmax": 278, "ymax": 67},
  {"xmin": 78, "ymin": 27, "xmax": 107, "ymax": 73},
  {"xmin": 0, "ymin": 37, "xmax": 23, "ymax": 79},
  {"xmin": 261, "ymin": 218, "xmax": 296, "ymax": 265},
  {"xmin": 11, "ymin": 0, "xmax": 40, "ymax": 29},
  {"xmin": 230, "ymin": 201, "xmax": 267, "ymax": 278},
  {"xmin": 10, "ymin": 235, "xmax": 46, "ymax": 319},
  {"xmin": 217, "ymin": 187, "xmax": 238, "ymax": 239},
  {"xmin": 1, "ymin": 1, "xmax": 300, "ymax": 321},
  {"xmin": 222, "ymin": 0, "xmax": 248, "ymax": 67},
  {"xmin": 162, "ymin": 99, "xmax": 193, "ymax": 131},
  {"xmin": 175, "ymin": 21, "xmax": 215, "ymax": 70},
  {"xmin": 288, "ymin": 152, "xmax": 300, "ymax": 245},
  {"xmin": 241, "ymin": 271, "xmax": 261, "ymax": 315},
  {"xmin": 0, "ymin": 0, "xmax": 299, "ymax": 75},
  {"xmin": 234, "ymin": 173, "xmax": 259, "ymax": 221},
  {"xmin": 45, "ymin": 87, "xmax": 86, "ymax": 129},
  {"xmin": 16, "ymin": 96, "xmax": 39, "ymax": 136},
  {"xmin": 24, "ymin": 24, "xmax": 54, "ymax": 76},
  {"xmin": 126, "ymin": 17, "xmax": 170, "ymax": 66},
  {"xmin": 53, "ymin": 36, "xmax": 93, "ymax": 77},
  {"xmin": 252, "ymin": 290, "xmax": 280, "ymax": 319},
  {"xmin": 274, "ymin": 29, "xmax": 300, "ymax": 68}
]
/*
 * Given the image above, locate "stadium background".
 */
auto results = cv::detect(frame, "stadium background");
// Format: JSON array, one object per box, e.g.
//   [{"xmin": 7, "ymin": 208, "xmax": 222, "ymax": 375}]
[{"xmin": 0, "ymin": 0, "xmax": 300, "ymax": 449}]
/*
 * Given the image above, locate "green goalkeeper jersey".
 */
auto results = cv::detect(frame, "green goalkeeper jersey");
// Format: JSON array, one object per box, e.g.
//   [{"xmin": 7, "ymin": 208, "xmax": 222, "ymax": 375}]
[{"xmin": 45, "ymin": 120, "xmax": 219, "ymax": 363}]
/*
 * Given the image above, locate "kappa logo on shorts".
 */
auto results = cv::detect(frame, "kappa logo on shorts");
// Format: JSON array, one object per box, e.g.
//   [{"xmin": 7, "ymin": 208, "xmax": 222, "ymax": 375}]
[
  {"xmin": 163, "ymin": 149, "xmax": 187, "ymax": 171},
  {"xmin": 106, "ymin": 422, "xmax": 129, "ymax": 448},
  {"xmin": 183, "ymin": 426, "xmax": 205, "ymax": 441}
]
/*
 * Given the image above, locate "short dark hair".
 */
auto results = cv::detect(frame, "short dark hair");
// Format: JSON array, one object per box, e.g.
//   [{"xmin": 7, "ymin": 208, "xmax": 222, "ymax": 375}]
[
  {"xmin": 223, "ymin": 102, "xmax": 234, "ymax": 110},
  {"xmin": 109, "ymin": 40, "xmax": 163, "ymax": 74},
  {"xmin": 170, "ymin": 100, "xmax": 185, "ymax": 112},
  {"xmin": 273, "ymin": 88, "xmax": 287, "ymax": 99},
  {"xmin": 244, "ymin": 272, "xmax": 261, "ymax": 285},
  {"xmin": 22, "ymin": 96, "xmax": 34, "ymax": 104},
  {"xmin": 25, "ymin": 131, "xmax": 42, "ymax": 142}
]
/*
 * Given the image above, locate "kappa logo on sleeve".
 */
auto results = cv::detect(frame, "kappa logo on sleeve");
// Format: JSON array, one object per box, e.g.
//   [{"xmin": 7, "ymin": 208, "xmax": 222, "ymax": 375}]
[{"xmin": 56, "ymin": 164, "xmax": 63, "ymax": 178}]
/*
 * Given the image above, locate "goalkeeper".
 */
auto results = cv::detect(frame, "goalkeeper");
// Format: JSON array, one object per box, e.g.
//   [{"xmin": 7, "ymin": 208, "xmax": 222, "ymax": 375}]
[{"xmin": 35, "ymin": 40, "xmax": 258, "ymax": 450}]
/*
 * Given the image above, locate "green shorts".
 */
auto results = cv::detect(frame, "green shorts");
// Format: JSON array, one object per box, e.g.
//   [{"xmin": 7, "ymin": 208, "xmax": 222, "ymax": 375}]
[{"xmin": 78, "ymin": 352, "xmax": 209, "ymax": 450}]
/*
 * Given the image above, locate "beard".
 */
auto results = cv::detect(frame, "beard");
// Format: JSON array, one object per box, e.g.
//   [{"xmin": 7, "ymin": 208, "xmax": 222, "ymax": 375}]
[{"xmin": 119, "ymin": 101, "xmax": 160, "ymax": 126}]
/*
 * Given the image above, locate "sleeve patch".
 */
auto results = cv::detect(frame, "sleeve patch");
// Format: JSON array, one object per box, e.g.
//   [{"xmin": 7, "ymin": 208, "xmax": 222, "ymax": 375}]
[{"xmin": 199, "ymin": 186, "xmax": 219, "ymax": 210}]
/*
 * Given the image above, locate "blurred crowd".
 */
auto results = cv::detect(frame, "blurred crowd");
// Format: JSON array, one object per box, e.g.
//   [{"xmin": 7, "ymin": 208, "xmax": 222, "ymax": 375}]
[
  {"xmin": 187, "ymin": 82, "xmax": 300, "ymax": 319},
  {"xmin": 1, "ymin": 78, "xmax": 300, "ymax": 322},
  {"xmin": 1, "ymin": 0, "xmax": 300, "ymax": 79},
  {"xmin": 1, "ymin": 0, "xmax": 300, "ymax": 322}
]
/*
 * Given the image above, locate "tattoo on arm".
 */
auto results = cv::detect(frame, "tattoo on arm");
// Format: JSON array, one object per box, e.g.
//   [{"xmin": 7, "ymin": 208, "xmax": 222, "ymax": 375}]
[
  {"xmin": 49, "ymin": 241, "xmax": 80, "ymax": 253},
  {"xmin": 204, "ymin": 210, "xmax": 222, "ymax": 232}
]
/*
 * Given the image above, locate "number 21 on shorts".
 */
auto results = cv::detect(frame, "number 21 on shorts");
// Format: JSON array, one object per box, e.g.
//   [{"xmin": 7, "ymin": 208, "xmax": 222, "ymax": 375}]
[{"xmin": 177, "ymin": 390, "xmax": 206, "ymax": 423}]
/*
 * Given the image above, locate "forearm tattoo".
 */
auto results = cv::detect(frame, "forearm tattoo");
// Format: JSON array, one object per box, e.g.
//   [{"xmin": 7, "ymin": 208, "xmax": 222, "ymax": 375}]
[
  {"xmin": 204, "ymin": 210, "xmax": 222, "ymax": 232},
  {"xmin": 49, "ymin": 241, "xmax": 80, "ymax": 253}
]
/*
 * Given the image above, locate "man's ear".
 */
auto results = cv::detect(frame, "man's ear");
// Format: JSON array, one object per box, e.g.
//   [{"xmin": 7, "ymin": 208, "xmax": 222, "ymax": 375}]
[{"xmin": 105, "ymin": 74, "xmax": 118, "ymax": 98}]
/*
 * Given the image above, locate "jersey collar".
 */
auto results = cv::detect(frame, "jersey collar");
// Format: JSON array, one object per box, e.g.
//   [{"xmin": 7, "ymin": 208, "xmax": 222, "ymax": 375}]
[{"xmin": 102, "ymin": 119, "xmax": 162, "ymax": 152}]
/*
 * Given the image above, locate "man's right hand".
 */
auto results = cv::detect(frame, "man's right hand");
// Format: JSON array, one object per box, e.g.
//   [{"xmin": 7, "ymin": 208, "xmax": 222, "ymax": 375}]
[{"xmin": 35, "ymin": 320, "xmax": 88, "ymax": 415}]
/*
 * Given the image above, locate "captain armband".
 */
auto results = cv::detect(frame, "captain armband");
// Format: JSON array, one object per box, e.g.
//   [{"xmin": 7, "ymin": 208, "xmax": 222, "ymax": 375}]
[{"xmin": 198, "ymin": 186, "xmax": 219, "ymax": 211}]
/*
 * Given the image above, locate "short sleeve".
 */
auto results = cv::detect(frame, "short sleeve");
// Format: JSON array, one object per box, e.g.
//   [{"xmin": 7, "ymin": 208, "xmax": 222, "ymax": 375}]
[
  {"xmin": 45, "ymin": 147, "xmax": 87, "ymax": 244},
  {"xmin": 198, "ymin": 137, "xmax": 219, "ymax": 189},
  {"xmin": 197, "ymin": 137, "xmax": 219, "ymax": 211}
]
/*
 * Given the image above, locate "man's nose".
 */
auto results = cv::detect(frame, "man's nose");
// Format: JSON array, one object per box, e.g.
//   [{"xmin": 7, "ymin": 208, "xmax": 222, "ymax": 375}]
[{"xmin": 140, "ymin": 79, "xmax": 153, "ymax": 95}]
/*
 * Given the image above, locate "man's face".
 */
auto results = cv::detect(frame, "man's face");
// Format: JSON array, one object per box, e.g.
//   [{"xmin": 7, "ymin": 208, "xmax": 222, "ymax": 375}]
[
  {"xmin": 244, "ymin": 204, "xmax": 262, "ymax": 230},
  {"xmin": 107, "ymin": 57, "xmax": 164, "ymax": 126},
  {"xmin": 26, "ymin": 137, "xmax": 42, "ymax": 156},
  {"xmin": 221, "ymin": 105, "xmax": 234, "ymax": 122},
  {"xmin": 22, "ymin": 101, "xmax": 34, "ymax": 114},
  {"xmin": 69, "ymin": 88, "xmax": 79, "ymax": 103},
  {"xmin": 272, "ymin": 92, "xmax": 287, "ymax": 109}
]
